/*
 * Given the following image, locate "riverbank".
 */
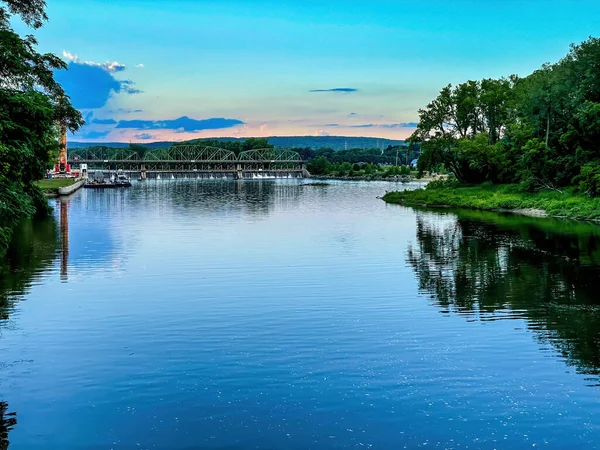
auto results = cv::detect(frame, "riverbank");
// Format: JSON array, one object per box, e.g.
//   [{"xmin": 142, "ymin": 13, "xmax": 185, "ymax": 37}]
[
  {"xmin": 35, "ymin": 178, "xmax": 84, "ymax": 197},
  {"xmin": 382, "ymin": 183, "xmax": 600, "ymax": 221}
]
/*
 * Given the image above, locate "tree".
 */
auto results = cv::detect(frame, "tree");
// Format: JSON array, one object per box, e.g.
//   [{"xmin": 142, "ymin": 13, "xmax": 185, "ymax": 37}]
[
  {"xmin": 128, "ymin": 143, "xmax": 149, "ymax": 159},
  {"xmin": 412, "ymin": 84, "xmax": 454, "ymax": 141},
  {"xmin": 241, "ymin": 137, "xmax": 272, "ymax": 151},
  {"xmin": 0, "ymin": 0, "xmax": 47, "ymax": 29},
  {"xmin": 479, "ymin": 78, "xmax": 512, "ymax": 144},
  {"xmin": 0, "ymin": 0, "xmax": 83, "ymax": 255},
  {"xmin": 306, "ymin": 156, "xmax": 329, "ymax": 175},
  {"xmin": 410, "ymin": 37, "xmax": 600, "ymax": 193},
  {"xmin": 452, "ymin": 80, "xmax": 480, "ymax": 138}
]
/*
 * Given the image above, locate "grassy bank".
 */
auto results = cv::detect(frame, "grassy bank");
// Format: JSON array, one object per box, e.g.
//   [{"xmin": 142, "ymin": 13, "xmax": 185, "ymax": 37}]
[
  {"xmin": 35, "ymin": 178, "xmax": 79, "ymax": 195},
  {"xmin": 382, "ymin": 183, "xmax": 600, "ymax": 221}
]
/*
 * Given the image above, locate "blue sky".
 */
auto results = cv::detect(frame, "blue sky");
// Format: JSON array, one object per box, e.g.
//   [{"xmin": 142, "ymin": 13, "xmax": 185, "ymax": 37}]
[{"xmin": 18, "ymin": 0, "xmax": 600, "ymax": 141}]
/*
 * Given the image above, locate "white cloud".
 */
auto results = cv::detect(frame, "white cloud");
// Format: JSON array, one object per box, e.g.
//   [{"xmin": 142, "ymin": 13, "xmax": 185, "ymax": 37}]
[
  {"xmin": 63, "ymin": 50, "xmax": 79, "ymax": 62},
  {"xmin": 62, "ymin": 50, "xmax": 126, "ymax": 73},
  {"xmin": 87, "ymin": 60, "xmax": 126, "ymax": 73},
  {"xmin": 136, "ymin": 63, "xmax": 144, "ymax": 68}
]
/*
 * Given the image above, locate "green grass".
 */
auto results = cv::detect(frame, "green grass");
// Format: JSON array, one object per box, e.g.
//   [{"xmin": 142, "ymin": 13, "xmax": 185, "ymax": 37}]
[
  {"xmin": 35, "ymin": 178, "xmax": 79, "ymax": 193},
  {"xmin": 382, "ymin": 183, "xmax": 600, "ymax": 221}
]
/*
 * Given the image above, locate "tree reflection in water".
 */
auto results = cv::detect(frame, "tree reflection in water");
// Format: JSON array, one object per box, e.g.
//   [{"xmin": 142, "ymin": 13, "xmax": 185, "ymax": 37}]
[
  {"xmin": 408, "ymin": 209, "xmax": 600, "ymax": 378},
  {"xmin": 0, "ymin": 402, "xmax": 16, "ymax": 450},
  {"xmin": 0, "ymin": 216, "xmax": 58, "ymax": 448},
  {"xmin": 0, "ymin": 217, "xmax": 58, "ymax": 319}
]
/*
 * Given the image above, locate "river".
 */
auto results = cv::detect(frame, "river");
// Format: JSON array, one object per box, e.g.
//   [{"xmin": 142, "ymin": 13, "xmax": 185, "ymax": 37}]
[{"xmin": 2, "ymin": 180, "xmax": 600, "ymax": 449}]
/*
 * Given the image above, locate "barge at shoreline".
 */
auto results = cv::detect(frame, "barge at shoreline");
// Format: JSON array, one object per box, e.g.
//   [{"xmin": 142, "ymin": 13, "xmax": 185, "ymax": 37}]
[{"xmin": 84, "ymin": 170, "xmax": 132, "ymax": 189}]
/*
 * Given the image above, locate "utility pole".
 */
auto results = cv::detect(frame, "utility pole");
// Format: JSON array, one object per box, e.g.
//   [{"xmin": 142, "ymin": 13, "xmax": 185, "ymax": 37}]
[{"xmin": 395, "ymin": 147, "xmax": 399, "ymax": 167}]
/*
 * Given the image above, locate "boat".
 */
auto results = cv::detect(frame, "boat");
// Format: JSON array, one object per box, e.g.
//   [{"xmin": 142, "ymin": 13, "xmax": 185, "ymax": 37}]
[
  {"xmin": 112, "ymin": 170, "xmax": 133, "ymax": 187},
  {"xmin": 84, "ymin": 170, "xmax": 132, "ymax": 189}
]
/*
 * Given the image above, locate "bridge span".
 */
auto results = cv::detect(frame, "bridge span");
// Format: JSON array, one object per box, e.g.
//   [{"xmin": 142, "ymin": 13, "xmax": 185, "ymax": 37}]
[{"xmin": 68, "ymin": 145, "xmax": 307, "ymax": 179}]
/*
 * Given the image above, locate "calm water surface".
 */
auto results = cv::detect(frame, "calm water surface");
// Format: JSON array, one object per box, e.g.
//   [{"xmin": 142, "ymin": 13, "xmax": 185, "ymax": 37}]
[{"xmin": 2, "ymin": 180, "xmax": 600, "ymax": 449}]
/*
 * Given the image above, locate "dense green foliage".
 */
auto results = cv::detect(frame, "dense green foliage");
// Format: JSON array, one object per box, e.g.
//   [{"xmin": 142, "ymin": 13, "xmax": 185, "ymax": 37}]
[
  {"xmin": 412, "ymin": 37, "xmax": 600, "ymax": 195},
  {"xmin": 383, "ymin": 181, "xmax": 600, "ymax": 220},
  {"xmin": 0, "ymin": 0, "xmax": 83, "ymax": 256},
  {"xmin": 302, "ymin": 145, "xmax": 420, "ymax": 177},
  {"xmin": 307, "ymin": 157, "xmax": 412, "ymax": 178},
  {"xmin": 294, "ymin": 144, "xmax": 418, "ymax": 165}
]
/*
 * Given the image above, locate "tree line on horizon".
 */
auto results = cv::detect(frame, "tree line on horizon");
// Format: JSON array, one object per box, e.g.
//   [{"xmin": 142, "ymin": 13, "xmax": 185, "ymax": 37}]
[{"xmin": 412, "ymin": 36, "xmax": 600, "ymax": 196}]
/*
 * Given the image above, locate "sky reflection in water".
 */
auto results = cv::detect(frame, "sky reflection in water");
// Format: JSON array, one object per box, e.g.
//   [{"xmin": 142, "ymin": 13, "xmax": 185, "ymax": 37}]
[{"xmin": 1, "ymin": 180, "xmax": 600, "ymax": 449}]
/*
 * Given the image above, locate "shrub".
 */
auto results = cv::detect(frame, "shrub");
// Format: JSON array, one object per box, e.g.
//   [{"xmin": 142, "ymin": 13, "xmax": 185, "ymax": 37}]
[
  {"xmin": 426, "ymin": 176, "xmax": 459, "ymax": 190},
  {"xmin": 575, "ymin": 163, "xmax": 600, "ymax": 198}
]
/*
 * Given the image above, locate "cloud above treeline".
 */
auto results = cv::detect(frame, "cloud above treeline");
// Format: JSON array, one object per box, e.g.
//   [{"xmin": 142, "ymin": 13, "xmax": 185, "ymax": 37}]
[
  {"xmin": 91, "ymin": 118, "xmax": 117, "ymax": 125},
  {"xmin": 82, "ymin": 130, "xmax": 111, "ymax": 139},
  {"xmin": 115, "ymin": 116, "xmax": 244, "ymax": 132},
  {"xmin": 72, "ymin": 114, "xmax": 245, "ymax": 141},
  {"xmin": 309, "ymin": 88, "xmax": 358, "ymax": 93},
  {"xmin": 55, "ymin": 50, "xmax": 141, "ymax": 109},
  {"xmin": 379, "ymin": 122, "xmax": 418, "ymax": 128},
  {"xmin": 134, "ymin": 133, "xmax": 155, "ymax": 140},
  {"xmin": 112, "ymin": 108, "xmax": 144, "ymax": 113}
]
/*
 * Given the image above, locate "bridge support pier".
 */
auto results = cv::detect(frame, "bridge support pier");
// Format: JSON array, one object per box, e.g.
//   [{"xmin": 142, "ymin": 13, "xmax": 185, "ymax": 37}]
[{"xmin": 236, "ymin": 163, "xmax": 243, "ymax": 180}]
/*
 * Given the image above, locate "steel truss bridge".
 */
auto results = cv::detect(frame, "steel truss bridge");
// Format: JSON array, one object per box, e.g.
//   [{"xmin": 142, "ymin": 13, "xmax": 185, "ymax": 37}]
[{"xmin": 68, "ymin": 145, "xmax": 306, "ymax": 178}]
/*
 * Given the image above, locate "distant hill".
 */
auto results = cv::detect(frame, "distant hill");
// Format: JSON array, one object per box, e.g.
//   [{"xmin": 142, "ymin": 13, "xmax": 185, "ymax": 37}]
[
  {"xmin": 69, "ymin": 141, "xmax": 170, "ymax": 149},
  {"xmin": 69, "ymin": 136, "xmax": 404, "ymax": 150},
  {"xmin": 269, "ymin": 136, "xmax": 404, "ymax": 149}
]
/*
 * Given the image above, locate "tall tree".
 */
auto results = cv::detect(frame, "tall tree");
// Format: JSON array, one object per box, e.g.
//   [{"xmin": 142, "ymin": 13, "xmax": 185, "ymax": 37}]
[{"xmin": 0, "ymin": 0, "xmax": 83, "ymax": 255}]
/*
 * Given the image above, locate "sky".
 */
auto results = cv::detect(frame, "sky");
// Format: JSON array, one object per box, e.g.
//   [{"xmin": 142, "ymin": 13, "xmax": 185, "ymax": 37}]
[{"xmin": 15, "ymin": 0, "xmax": 600, "ymax": 142}]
